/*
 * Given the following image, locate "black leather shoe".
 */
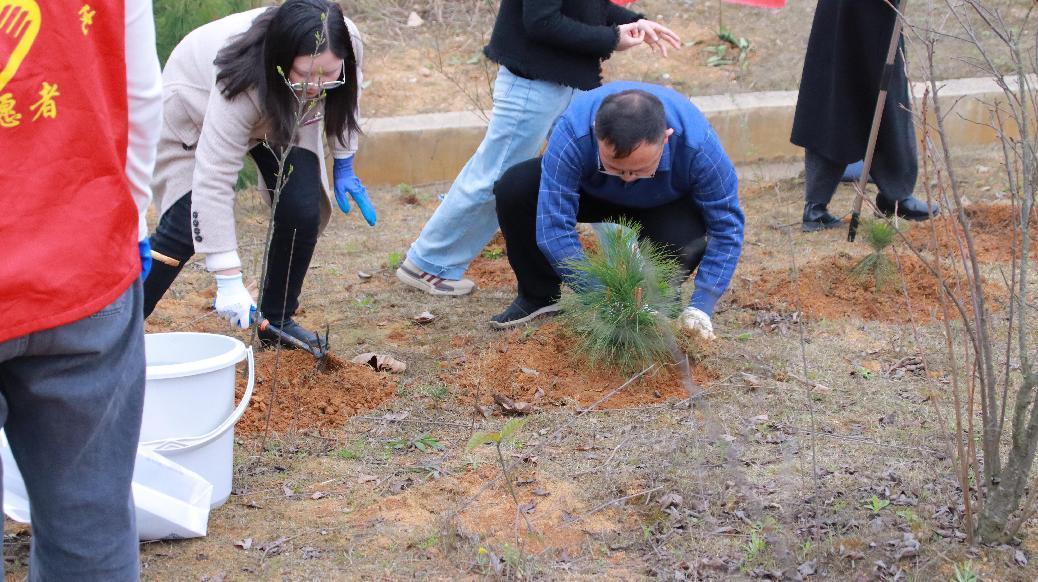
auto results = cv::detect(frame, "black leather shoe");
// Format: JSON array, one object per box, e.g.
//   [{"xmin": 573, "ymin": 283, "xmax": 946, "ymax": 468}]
[
  {"xmin": 802, "ymin": 203, "xmax": 843, "ymax": 232},
  {"xmin": 258, "ymin": 318, "xmax": 324, "ymax": 354},
  {"xmin": 876, "ymin": 195, "xmax": 939, "ymax": 221}
]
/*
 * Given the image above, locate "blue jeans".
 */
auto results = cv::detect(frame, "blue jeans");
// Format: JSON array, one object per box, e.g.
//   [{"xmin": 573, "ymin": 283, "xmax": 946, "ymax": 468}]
[
  {"xmin": 406, "ymin": 66, "xmax": 578, "ymax": 279},
  {"xmin": 0, "ymin": 283, "xmax": 145, "ymax": 581}
]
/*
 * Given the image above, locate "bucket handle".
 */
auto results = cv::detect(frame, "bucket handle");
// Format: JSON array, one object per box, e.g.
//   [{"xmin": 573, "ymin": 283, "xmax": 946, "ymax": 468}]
[{"xmin": 141, "ymin": 347, "xmax": 255, "ymax": 453}]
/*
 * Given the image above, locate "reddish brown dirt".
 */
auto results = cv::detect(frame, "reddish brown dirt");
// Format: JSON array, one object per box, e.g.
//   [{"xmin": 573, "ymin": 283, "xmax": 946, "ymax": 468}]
[
  {"xmin": 468, "ymin": 232, "xmax": 601, "ymax": 290},
  {"xmin": 449, "ymin": 322, "xmax": 714, "ymax": 410},
  {"xmin": 902, "ymin": 203, "xmax": 1037, "ymax": 263},
  {"xmin": 235, "ymin": 350, "xmax": 397, "ymax": 435},
  {"xmin": 731, "ymin": 252, "xmax": 1003, "ymax": 322}
]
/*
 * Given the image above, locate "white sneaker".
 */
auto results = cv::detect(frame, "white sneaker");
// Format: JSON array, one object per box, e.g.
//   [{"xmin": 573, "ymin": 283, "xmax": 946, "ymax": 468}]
[{"xmin": 395, "ymin": 258, "xmax": 476, "ymax": 296}]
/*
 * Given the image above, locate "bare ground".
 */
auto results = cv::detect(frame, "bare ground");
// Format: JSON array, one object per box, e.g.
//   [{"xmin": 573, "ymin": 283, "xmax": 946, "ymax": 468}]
[
  {"xmin": 5, "ymin": 0, "xmax": 1038, "ymax": 576},
  {"xmin": 4, "ymin": 145, "xmax": 1035, "ymax": 580}
]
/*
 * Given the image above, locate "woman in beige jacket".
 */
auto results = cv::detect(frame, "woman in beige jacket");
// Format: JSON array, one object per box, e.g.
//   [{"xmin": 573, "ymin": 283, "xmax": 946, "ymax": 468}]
[{"xmin": 143, "ymin": 0, "xmax": 370, "ymax": 352}]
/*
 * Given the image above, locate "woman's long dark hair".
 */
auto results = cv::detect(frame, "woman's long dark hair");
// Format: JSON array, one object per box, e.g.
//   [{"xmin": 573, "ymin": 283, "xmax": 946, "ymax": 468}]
[{"xmin": 214, "ymin": 0, "xmax": 361, "ymax": 147}]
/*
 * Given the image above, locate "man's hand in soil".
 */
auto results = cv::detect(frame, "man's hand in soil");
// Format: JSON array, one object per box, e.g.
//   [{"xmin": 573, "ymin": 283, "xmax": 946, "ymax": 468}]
[
  {"xmin": 681, "ymin": 306, "xmax": 716, "ymax": 341},
  {"xmin": 633, "ymin": 20, "xmax": 681, "ymax": 58},
  {"xmin": 214, "ymin": 272, "xmax": 256, "ymax": 330},
  {"xmin": 616, "ymin": 23, "xmax": 646, "ymax": 52},
  {"xmin": 333, "ymin": 156, "xmax": 377, "ymax": 226}
]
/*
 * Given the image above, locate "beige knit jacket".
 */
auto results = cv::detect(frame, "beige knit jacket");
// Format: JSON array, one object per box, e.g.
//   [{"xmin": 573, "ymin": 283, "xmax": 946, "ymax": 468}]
[{"xmin": 151, "ymin": 7, "xmax": 363, "ymax": 272}]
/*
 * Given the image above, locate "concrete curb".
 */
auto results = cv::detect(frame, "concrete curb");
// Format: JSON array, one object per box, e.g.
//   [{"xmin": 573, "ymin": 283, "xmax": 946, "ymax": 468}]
[{"xmin": 354, "ymin": 76, "xmax": 1021, "ymax": 187}]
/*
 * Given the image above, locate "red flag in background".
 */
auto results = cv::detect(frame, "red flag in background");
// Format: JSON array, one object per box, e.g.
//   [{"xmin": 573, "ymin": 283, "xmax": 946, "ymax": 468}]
[
  {"xmin": 723, "ymin": 0, "xmax": 786, "ymax": 7},
  {"xmin": 610, "ymin": 0, "xmax": 639, "ymax": 5}
]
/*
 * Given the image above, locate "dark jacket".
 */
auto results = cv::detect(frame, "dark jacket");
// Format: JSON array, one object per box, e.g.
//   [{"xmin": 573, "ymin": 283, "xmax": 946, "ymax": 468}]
[
  {"xmin": 483, "ymin": 0, "xmax": 642, "ymax": 91},
  {"xmin": 790, "ymin": 0, "xmax": 909, "ymax": 164}
]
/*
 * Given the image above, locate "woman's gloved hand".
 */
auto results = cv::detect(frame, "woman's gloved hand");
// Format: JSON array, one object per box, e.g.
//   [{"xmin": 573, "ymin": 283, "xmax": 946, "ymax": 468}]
[
  {"xmin": 213, "ymin": 273, "xmax": 256, "ymax": 329},
  {"xmin": 333, "ymin": 156, "xmax": 376, "ymax": 226}
]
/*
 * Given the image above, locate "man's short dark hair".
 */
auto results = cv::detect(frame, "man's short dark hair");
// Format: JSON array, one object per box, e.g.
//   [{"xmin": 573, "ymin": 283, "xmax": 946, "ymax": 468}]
[{"xmin": 594, "ymin": 90, "xmax": 667, "ymax": 159}]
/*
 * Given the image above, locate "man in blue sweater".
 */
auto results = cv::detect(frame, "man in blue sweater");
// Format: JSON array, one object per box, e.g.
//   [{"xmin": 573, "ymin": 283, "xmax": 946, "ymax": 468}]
[{"xmin": 491, "ymin": 82, "xmax": 744, "ymax": 339}]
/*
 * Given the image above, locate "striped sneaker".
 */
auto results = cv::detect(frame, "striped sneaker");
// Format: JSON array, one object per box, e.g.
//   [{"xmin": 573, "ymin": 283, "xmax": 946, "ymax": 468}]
[{"xmin": 395, "ymin": 258, "xmax": 476, "ymax": 296}]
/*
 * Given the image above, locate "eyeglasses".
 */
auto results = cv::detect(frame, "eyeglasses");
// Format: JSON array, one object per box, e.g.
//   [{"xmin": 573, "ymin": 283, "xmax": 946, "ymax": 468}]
[
  {"xmin": 288, "ymin": 64, "xmax": 346, "ymax": 92},
  {"xmin": 597, "ymin": 145, "xmax": 665, "ymax": 180}
]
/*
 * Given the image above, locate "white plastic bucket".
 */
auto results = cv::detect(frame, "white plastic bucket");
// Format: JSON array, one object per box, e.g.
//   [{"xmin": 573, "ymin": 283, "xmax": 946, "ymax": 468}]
[
  {"xmin": 141, "ymin": 333, "xmax": 254, "ymax": 508},
  {"xmin": 1, "ymin": 435, "xmax": 215, "ymax": 540}
]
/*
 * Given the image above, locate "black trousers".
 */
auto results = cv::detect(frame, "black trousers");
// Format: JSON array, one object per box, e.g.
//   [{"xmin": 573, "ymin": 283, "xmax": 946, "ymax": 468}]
[
  {"xmin": 143, "ymin": 145, "xmax": 322, "ymax": 323},
  {"xmin": 494, "ymin": 157, "xmax": 707, "ymax": 303},
  {"xmin": 805, "ymin": 74, "xmax": 918, "ymax": 207}
]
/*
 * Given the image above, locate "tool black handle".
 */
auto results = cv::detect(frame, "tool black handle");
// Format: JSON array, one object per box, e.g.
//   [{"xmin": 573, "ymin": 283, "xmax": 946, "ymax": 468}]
[{"xmin": 847, "ymin": 212, "xmax": 861, "ymax": 242}]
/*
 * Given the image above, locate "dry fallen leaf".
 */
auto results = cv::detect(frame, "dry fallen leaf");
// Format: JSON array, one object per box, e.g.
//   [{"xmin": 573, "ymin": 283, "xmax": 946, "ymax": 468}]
[
  {"xmin": 358, "ymin": 474, "xmax": 378, "ymax": 484},
  {"xmin": 660, "ymin": 493, "xmax": 684, "ymax": 510},
  {"xmin": 518, "ymin": 501, "xmax": 537, "ymax": 514},
  {"xmin": 357, "ymin": 271, "xmax": 373, "ymax": 280},
  {"xmin": 353, "ymin": 353, "xmax": 407, "ymax": 373},
  {"xmin": 301, "ymin": 546, "xmax": 321, "ymax": 560},
  {"xmin": 532, "ymin": 487, "xmax": 550, "ymax": 497},
  {"xmin": 234, "ymin": 538, "xmax": 253, "ymax": 550},
  {"xmin": 311, "ymin": 491, "xmax": 326, "ymax": 500},
  {"xmin": 493, "ymin": 393, "xmax": 534, "ymax": 415},
  {"xmin": 475, "ymin": 404, "xmax": 494, "ymax": 420},
  {"xmin": 520, "ymin": 367, "xmax": 540, "ymax": 377},
  {"xmin": 242, "ymin": 500, "xmax": 263, "ymax": 509},
  {"xmin": 384, "ymin": 411, "xmax": 409, "ymax": 422},
  {"xmin": 282, "ymin": 485, "xmax": 295, "ymax": 498},
  {"xmin": 259, "ymin": 537, "xmax": 289, "ymax": 556},
  {"xmin": 413, "ymin": 311, "xmax": 436, "ymax": 324},
  {"xmin": 406, "ymin": 10, "xmax": 423, "ymax": 26},
  {"xmin": 740, "ymin": 372, "xmax": 763, "ymax": 388}
]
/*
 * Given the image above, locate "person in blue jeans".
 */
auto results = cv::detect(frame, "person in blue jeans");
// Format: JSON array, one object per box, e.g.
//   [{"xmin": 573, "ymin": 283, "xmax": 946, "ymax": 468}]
[
  {"xmin": 491, "ymin": 83, "xmax": 744, "ymax": 339},
  {"xmin": 396, "ymin": 0, "xmax": 680, "ymax": 296}
]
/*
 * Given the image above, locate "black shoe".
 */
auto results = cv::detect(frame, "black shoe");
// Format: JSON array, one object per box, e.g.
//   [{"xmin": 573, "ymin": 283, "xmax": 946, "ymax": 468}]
[
  {"xmin": 258, "ymin": 318, "xmax": 325, "ymax": 355},
  {"xmin": 802, "ymin": 203, "xmax": 844, "ymax": 232},
  {"xmin": 876, "ymin": 195, "xmax": 939, "ymax": 221},
  {"xmin": 489, "ymin": 296, "xmax": 561, "ymax": 330}
]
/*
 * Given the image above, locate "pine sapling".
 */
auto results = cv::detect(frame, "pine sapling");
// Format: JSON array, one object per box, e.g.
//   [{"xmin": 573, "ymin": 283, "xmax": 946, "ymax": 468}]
[
  {"xmin": 560, "ymin": 220, "xmax": 683, "ymax": 372},
  {"xmin": 851, "ymin": 220, "xmax": 899, "ymax": 291}
]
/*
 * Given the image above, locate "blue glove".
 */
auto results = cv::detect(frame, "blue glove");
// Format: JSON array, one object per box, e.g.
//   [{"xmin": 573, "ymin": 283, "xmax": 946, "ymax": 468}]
[
  {"xmin": 333, "ymin": 156, "xmax": 376, "ymax": 226},
  {"xmin": 139, "ymin": 239, "xmax": 152, "ymax": 281}
]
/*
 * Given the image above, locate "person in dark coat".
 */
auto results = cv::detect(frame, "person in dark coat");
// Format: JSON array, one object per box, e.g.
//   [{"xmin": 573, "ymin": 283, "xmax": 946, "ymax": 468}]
[{"xmin": 791, "ymin": 0, "xmax": 938, "ymax": 232}]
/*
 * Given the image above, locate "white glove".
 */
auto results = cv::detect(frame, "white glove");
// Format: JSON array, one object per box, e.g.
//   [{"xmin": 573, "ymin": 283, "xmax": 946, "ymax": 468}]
[
  {"xmin": 680, "ymin": 306, "xmax": 716, "ymax": 340},
  {"xmin": 214, "ymin": 273, "xmax": 256, "ymax": 329}
]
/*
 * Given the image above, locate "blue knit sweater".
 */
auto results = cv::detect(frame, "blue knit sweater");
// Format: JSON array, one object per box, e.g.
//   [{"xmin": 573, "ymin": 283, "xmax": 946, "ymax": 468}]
[{"xmin": 535, "ymin": 81, "xmax": 744, "ymax": 316}]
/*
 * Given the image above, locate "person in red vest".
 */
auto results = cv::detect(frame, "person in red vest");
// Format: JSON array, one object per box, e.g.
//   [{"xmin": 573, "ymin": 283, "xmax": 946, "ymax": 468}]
[{"xmin": 0, "ymin": 0, "xmax": 161, "ymax": 578}]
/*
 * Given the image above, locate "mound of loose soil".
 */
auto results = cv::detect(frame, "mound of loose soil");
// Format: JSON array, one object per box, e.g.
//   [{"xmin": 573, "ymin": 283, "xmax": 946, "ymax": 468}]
[
  {"xmin": 468, "ymin": 255, "xmax": 516, "ymax": 291},
  {"xmin": 468, "ymin": 232, "xmax": 602, "ymax": 290},
  {"xmin": 902, "ymin": 203, "xmax": 1037, "ymax": 263},
  {"xmin": 731, "ymin": 252, "xmax": 1002, "ymax": 322},
  {"xmin": 235, "ymin": 350, "xmax": 396, "ymax": 435},
  {"xmin": 449, "ymin": 322, "xmax": 714, "ymax": 410}
]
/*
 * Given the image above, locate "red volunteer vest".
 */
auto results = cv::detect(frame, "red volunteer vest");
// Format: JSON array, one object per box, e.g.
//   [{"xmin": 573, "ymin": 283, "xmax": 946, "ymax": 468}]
[{"xmin": 0, "ymin": 0, "xmax": 135, "ymax": 343}]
